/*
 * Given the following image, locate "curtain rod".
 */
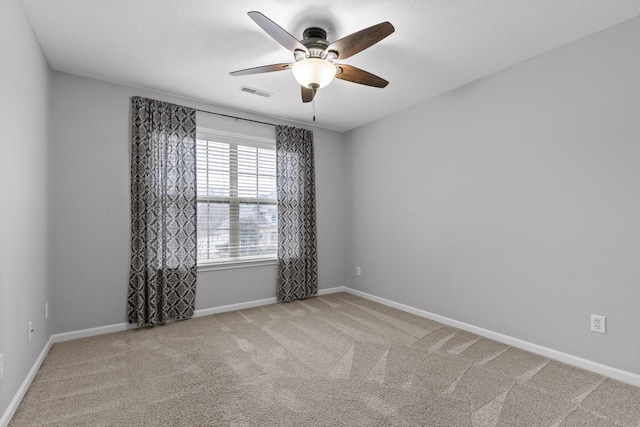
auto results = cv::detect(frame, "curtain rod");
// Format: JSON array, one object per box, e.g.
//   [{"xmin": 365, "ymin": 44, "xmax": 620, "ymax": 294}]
[{"xmin": 195, "ymin": 109, "xmax": 277, "ymax": 128}]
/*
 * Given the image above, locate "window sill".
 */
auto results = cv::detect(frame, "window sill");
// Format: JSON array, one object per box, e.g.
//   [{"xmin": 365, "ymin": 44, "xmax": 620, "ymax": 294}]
[{"xmin": 197, "ymin": 258, "xmax": 277, "ymax": 272}]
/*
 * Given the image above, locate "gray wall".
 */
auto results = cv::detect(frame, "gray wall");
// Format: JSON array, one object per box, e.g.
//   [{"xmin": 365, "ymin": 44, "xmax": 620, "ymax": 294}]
[
  {"xmin": 0, "ymin": 0, "xmax": 53, "ymax": 418},
  {"xmin": 50, "ymin": 72, "xmax": 345, "ymax": 334},
  {"xmin": 344, "ymin": 16, "xmax": 640, "ymax": 374}
]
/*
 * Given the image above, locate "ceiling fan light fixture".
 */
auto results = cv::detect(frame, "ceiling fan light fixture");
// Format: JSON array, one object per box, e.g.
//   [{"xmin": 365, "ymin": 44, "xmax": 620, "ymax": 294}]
[{"xmin": 292, "ymin": 58, "xmax": 336, "ymax": 89}]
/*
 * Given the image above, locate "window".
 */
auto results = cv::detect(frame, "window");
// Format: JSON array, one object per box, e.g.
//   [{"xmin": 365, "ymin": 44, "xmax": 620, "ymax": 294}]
[{"xmin": 196, "ymin": 129, "xmax": 277, "ymax": 265}]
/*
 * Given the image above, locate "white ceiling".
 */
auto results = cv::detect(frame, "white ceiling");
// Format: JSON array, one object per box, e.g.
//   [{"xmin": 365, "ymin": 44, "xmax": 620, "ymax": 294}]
[{"xmin": 19, "ymin": 0, "xmax": 640, "ymax": 132}]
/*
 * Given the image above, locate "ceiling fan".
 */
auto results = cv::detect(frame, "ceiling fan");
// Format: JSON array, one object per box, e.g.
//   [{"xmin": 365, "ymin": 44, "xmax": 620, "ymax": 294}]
[{"xmin": 230, "ymin": 11, "xmax": 395, "ymax": 103}]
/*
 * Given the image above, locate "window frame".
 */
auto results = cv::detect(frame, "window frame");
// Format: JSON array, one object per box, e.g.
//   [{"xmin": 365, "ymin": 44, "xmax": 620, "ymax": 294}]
[{"xmin": 196, "ymin": 127, "xmax": 278, "ymax": 270}]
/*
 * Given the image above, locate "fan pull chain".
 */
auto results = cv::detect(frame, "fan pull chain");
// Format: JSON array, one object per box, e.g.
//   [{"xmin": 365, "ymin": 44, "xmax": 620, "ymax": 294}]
[{"xmin": 313, "ymin": 96, "xmax": 316, "ymax": 122}]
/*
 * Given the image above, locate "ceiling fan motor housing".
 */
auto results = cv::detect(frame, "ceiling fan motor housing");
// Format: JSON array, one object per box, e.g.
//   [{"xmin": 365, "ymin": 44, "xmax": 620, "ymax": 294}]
[{"xmin": 301, "ymin": 27, "xmax": 331, "ymax": 59}]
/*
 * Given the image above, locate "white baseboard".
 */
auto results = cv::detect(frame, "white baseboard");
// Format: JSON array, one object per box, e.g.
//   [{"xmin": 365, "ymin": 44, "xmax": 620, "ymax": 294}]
[
  {"xmin": 51, "ymin": 286, "xmax": 347, "ymax": 344},
  {"xmin": 193, "ymin": 297, "xmax": 277, "ymax": 317},
  {"xmin": 50, "ymin": 299, "xmax": 284, "ymax": 343},
  {"xmin": 52, "ymin": 322, "xmax": 138, "ymax": 344},
  {"xmin": 0, "ymin": 336, "xmax": 53, "ymax": 427},
  {"xmin": 343, "ymin": 287, "xmax": 640, "ymax": 388},
  {"xmin": 193, "ymin": 286, "xmax": 347, "ymax": 317},
  {"xmin": 318, "ymin": 286, "xmax": 348, "ymax": 295}
]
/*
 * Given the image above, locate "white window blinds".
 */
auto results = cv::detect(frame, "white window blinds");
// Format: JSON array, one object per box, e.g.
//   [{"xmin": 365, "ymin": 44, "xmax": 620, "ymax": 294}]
[{"xmin": 196, "ymin": 130, "xmax": 277, "ymax": 264}]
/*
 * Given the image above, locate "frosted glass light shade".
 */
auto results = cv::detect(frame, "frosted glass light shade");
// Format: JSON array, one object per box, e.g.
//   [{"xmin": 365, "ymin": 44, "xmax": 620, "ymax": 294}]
[{"xmin": 292, "ymin": 58, "xmax": 336, "ymax": 89}]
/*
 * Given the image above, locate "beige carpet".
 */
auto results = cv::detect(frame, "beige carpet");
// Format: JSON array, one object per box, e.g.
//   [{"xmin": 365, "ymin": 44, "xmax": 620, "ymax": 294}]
[{"xmin": 9, "ymin": 292, "xmax": 640, "ymax": 426}]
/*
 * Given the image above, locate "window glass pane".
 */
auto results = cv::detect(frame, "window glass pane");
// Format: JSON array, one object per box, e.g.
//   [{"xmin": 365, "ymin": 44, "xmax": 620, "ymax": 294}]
[
  {"xmin": 197, "ymin": 202, "xmax": 230, "ymax": 261},
  {"xmin": 238, "ymin": 174, "xmax": 258, "ymax": 198},
  {"xmin": 196, "ymin": 140, "xmax": 230, "ymax": 197},
  {"xmin": 196, "ymin": 135, "xmax": 277, "ymax": 264},
  {"xmin": 237, "ymin": 145, "xmax": 257, "ymax": 174},
  {"xmin": 238, "ymin": 203, "xmax": 278, "ymax": 257},
  {"xmin": 202, "ymin": 172, "xmax": 230, "ymax": 197},
  {"xmin": 258, "ymin": 175, "xmax": 276, "ymax": 198}
]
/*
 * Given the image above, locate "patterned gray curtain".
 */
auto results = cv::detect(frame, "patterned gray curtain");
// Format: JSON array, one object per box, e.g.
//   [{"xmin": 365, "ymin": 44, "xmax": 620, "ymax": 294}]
[
  {"xmin": 128, "ymin": 97, "xmax": 197, "ymax": 326},
  {"xmin": 276, "ymin": 125, "xmax": 318, "ymax": 302}
]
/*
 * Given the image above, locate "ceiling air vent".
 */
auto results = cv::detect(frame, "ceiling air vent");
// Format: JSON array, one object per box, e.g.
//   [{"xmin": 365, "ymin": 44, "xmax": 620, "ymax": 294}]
[{"xmin": 239, "ymin": 86, "xmax": 272, "ymax": 98}]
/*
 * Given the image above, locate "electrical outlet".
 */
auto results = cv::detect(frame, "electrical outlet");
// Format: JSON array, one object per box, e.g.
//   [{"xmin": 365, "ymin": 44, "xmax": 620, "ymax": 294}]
[
  {"xmin": 45, "ymin": 302, "xmax": 49, "ymax": 320},
  {"xmin": 28, "ymin": 321, "xmax": 33, "ymax": 341},
  {"xmin": 591, "ymin": 314, "xmax": 606, "ymax": 334},
  {"xmin": 356, "ymin": 266, "xmax": 361, "ymax": 276},
  {"xmin": 0, "ymin": 353, "xmax": 4, "ymax": 379}
]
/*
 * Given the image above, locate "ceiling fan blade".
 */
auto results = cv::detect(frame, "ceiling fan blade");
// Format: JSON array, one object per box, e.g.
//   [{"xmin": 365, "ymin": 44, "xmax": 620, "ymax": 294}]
[
  {"xmin": 229, "ymin": 63, "xmax": 293, "ymax": 76},
  {"xmin": 335, "ymin": 64, "xmax": 389, "ymax": 88},
  {"xmin": 301, "ymin": 86, "xmax": 316, "ymax": 103},
  {"xmin": 325, "ymin": 22, "xmax": 394, "ymax": 60},
  {"xmin": 248, "ymin": 11, "xmax": 309, "ymax": 55}
]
